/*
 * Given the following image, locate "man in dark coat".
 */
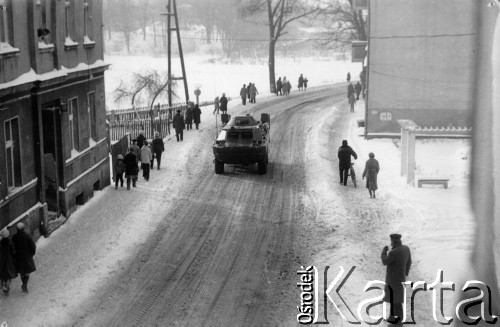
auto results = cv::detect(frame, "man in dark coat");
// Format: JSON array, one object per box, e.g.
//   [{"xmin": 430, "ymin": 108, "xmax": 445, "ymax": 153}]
[
  {"xmin": 193, "ymin": 104, "xmax": 202, "ymax": 130},
  {"xmin": 151, "ymin": 132, "xmax": 165, "ymax": 170},
  {"xmin": 347, "ymin": 82, "xmax": 355, "ymax": 100},
  {"xmin": 185, "ymin": 103, "xmax": 193, "ymax": 130},
  {"xmin": 240, "ymin": 84, "xmax": 247, "ymax": 105},
  {"xmin": 355, "ymin": 81, "xmax": 362, "ymax": 100},
  {"xmin": 347, "ymin": 72, "xmax": 351, "ymax": 82},
  {"xmin": 381, "ymin": 234, "xmax": 412, "ymax": 324},
  {"xmin": 298, "ymin": 74, "xmax": 304, "ymax": 91},
  {"xmin": 0, "ymin": 228, "xmax": 17, "ymax": 295},
  {"xmin": 123, "ymin": 147, "xmax": 138, "ymax": 189},
  {"xmin": 276, "ymin": 77, "xmax": 283, "ymax": 96},
  {"xmin": 136, "ymin": 130, "xmax": 146, "ymax": 149},
  {"xmin": 12, "ymin": 223, "xmax": 36, "ymax": 293},
  {"xmin": 338, "ymin": 140, "xmax": 357, "ymax": 186},
  {"xmin": 173, "ymin": 109, "xmax": 185, "ymax": 142},
  {"xmin": 219, "ymin": 93, "xmax": 228, "ymax": 114}
]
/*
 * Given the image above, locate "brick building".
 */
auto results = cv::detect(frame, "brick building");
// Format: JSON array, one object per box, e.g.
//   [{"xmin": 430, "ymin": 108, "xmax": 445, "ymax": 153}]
[{"xmin": 0, "ymin": 0, "xmax": 109, "ymax": 239}]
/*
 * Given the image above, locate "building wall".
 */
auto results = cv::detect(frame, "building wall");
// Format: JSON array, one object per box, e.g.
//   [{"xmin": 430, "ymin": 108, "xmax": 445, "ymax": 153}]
[{"xmin": 366, "ymin": 0, "xmax": 478, "ymax": 134}]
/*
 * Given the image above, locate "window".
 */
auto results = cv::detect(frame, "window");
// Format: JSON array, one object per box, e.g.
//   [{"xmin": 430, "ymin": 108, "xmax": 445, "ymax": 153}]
[
  {"xmin": 4, "ymin": 117, "xmax": 21, "ymax": 189},
  {"xmin": 0, "ymin": 0, "xmax": 13, "ymax": 51},
  {"xmin": 64, "ymin": 0, "xmax": 77, "ymax": 47},
  {"xmin": 83, "ymin": 0, "xmax": 92, "ymax": 40},
  {"xmin": 87, "ymin": 92, "xmax": 96, "ymax": 141},
  {"xmin": 36, "ymin": 0, "xmax": 51, "ymax": 45},
  {"xmin": 68, "ymin": 97, "xmax": 79, "ymax": 151}
]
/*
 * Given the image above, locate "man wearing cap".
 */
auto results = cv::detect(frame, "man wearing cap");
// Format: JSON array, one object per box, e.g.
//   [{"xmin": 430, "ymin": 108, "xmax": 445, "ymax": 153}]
[
  {"xmin": 173, "ymin": 109, "xmax": 185, "ymax": 142},
  {"xmin": 381, "ymin": 234, "xmax": 412, "ymax": 325},
  {"xmin": 338, "ymin": 140, "xmax": 358, "ymax": 186},
  {"xmin": 12, "ymin": 223, "xmax": 36, "ymax": 293},
  {"xmin": 0, "ymin": 228, "xmax": 17, "ymax": 295}
]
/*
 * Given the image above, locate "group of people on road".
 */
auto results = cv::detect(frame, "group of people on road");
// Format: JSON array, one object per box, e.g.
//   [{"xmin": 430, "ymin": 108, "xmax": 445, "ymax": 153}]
[
  {"xmin": 347, "ymin": 79, "xmax": 363, "ymax": 113},
  {"xmin": 276, "ymin": 74, "xmax": 308, "ymax": 96},
  {"xmin": 0, "ymin": 223, "xmax": 36, "ymax": 296},
  {"xmin": 240, "ymin": 83, "xmax": 259, "ymax": 105},
  {"xmin": 115, "ymin": 130, "xmax": 165, "ymax": 190},
  {"xmin": 337, "ymin": 139, "xmax": 380, "ymax": 199},
  {"xmin": 297, "ymin": 74, "xmax": 309, "ymax": 91}
]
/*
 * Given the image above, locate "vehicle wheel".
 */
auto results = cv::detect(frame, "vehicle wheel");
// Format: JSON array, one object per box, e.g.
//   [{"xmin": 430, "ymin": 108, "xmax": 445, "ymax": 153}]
[
  {"xmin": 258, "ymin": 161, "xmax": 267, "ymax": 175},
  {"xmin": 215, "ymin": 160, "xmax": 224, "ymax": 174}
]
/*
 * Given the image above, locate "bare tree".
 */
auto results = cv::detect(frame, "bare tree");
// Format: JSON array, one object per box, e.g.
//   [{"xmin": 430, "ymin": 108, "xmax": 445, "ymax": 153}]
[
  {"xmin": 316, "ymin": 0, "xmax": 367, "ymax": 52},
  {"xmin": 240, "ymin": 0, "xmax": 318, "ymax": 93},
  {"xmin": 184, "ymin": 0, "xmax": 221, "ymax": 44}
]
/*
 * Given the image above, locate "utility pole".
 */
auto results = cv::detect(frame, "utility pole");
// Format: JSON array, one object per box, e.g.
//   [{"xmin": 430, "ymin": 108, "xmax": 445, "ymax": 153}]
[{"xmin": 162, "ymin": 0, "xmax": 189, "ymax": 106}]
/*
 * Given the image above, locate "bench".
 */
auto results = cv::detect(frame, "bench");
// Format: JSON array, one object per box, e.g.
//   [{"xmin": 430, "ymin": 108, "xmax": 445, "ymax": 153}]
[{"xmin": 417, "ymin": 179, "xmax": 449, "ymax": 189}]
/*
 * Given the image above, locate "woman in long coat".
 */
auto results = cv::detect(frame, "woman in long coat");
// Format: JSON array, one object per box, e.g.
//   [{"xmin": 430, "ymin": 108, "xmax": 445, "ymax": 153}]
[
  {"xmin": 12, "ymin": 223, "xmax": 36, "ymax": 293},
  {"xmin": 0, "ymin": 228, "xmax": 17, "ymax": 295},
  {"xmin": 185, "ymin": 104, "xmax": 193, "ymax": 130},
  {"xmin": 123, "ymin": 147, "xmax": 138, "ymax": 190},
  {"xmin": 193, "ymin": 104, "xmax": 202, "ymax": 130},
  {"xmin": 362, "ymin": 152, "xmax": 380, "ymax": 198}
]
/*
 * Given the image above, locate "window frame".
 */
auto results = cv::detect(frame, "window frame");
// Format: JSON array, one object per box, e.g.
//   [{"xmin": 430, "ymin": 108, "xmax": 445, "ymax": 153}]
[
  {"xmin": 4, "ymin": 116, "xmax": 21, "ymax": 190},
  {"xmin": 0, "ymin": 0, "xmax": 13, "ymax": 47},
  {"xmin": 68, "ymin": 97, "xmax": 79, "ymax": 151},
  {"xmin": 87, "ymin": 91, "xmax": 96, "ymax": 141}
]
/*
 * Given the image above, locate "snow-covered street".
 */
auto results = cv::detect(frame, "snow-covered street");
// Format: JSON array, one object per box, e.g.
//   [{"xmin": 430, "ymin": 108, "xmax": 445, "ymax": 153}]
[{"xmin": 0, "ymin": 86, "xmax": 474, "ymax": 326}]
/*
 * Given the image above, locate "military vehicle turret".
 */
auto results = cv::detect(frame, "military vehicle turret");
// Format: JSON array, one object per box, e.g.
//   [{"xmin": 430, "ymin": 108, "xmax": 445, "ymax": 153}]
[{"xmin": 213, "ymin": 113, "xmax": 270, "ymax": 174}]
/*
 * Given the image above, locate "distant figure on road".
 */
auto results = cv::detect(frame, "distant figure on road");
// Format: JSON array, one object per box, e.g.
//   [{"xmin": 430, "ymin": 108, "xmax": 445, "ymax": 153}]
[
  {"xmin": 276, "ymin": 77, "xmax": 283, "ymax": 96},
  {"xmin": 140, "ymin": 140, "xmax": 152, "ymax": 181},
  {"xmin": 193, "ymin": 104, "xmax": 202, "ymax": 130},
  {"xmin": 283, "ymin": 78, "xmax": 291, "ymax": 95},
  {"xmin": 185, "ymin": 102, "xmax": 193, "ymax": 130},
  {"xmin": 347, "ymin": 72, "xmax": 351, "ymax": 82},
  {"xmin": 240, "ymin": 84, "xmax": 247, "ymax": 105},
  {"xmin": 247, "ymin": 83, "xmax": 251, "ymax": 101},
  {"xmin": 338, "ymin": 140, "xmax": 357, "ymax": 186},
  {"xmin": 213, "ymin": 96, "xmax": 220, "ymax": 114},
  {"xmin": 114, "ymin": 154, "xmax": 125, "ymax": 189},
  {"xmin": 381, "ymin": 234, "xmax": 412, "ymax": 325},
  {"xmin": 136, "ymin": 130, "xmax": 146, "ymax": 149},
  {"xmin": 298, "ymin": 74, "xmax": 304, "ymax": 91},
  {"xmin": 347, "ymin": 82, "xmax": 355, "ymax": 100},
  {"xmin": 151, "ymin": 132, "xmax": 165, "ymax": 170},
  {"xmin": 173, "ymin": 109, "xmax": 185, "ymax": 142},
  {"xmin": 12, "ymin": 223, "xmax": 36, "ymax": 294},
  {"xmin": 124, "ymin": 147, "xmax": 138, "ymax": 189},
  {"xmin": 0, "ymin": 228, "xmax": 17, "ymax": 295},
  {"xmin": 362, "ymin": 152, "xmax": 380, "ymax": 198},
  {"xmin": 250, "ymin": 83, "xmax": 258, "ymax": 103},
  {"xmin": 220, "ymin": 93, "xmax": 228, "ymax": 114},
  {"xmin": 349, "ymin": 92, "xmax": 356, "ymax": 112},
  {"xmin": 304, "ymin": 77, "xmax": 308, "ymax": 91},
  {"xmin": 355, "ymin": 81, "xmax": 362, "ymax": 100}
]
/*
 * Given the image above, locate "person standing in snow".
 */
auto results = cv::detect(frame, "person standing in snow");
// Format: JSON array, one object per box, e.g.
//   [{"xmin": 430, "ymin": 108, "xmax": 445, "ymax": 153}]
[
  {"xmin": 250, "ymin": 83, "xmax": 258, "ymax": 103},
  {"xmin": 213, "ymin": 96, "xmax": 220, "ymax": 114},
  {"xmin": 185, "ymin": 103, "xmax": 193, "ymax": 130},
  {"xmin": 151, "ymin": 132, "xmax": 164, "ymax": 170},
  {"xmin": 136, "ymin": 130, "xmax": 146, "ymax": 149},
  {"xmin": 173, "ymin": 109, "xmax": 185, "ymax": 142},
  {"xmin": 362, "ymin": 152, "xmax": 380, "ymax": 198},
  {"xmin": 193, "ymin": 104, "xmax": 202, "ymax": 130},
  {"xmin": 12, "ymin": 223, "xmax": 36, "ymax": 294},
  {"xmin": 349, "ymin": 92, "xmax": 356, "ymax": 112},
  {"xmin": 276, "ymin": 77, "xmax": 283, "ymax": 96},
  {"xmin": 247, "ymin": 82, "xmax": 251, "ymax": 102},
  {"xmin": 130, "ymin": 139, "xmax": 141, "ymax": 167},
  {"xmin": 355, "ymin": 81, "xmax": 362, "ymax": 100},
  {"xmin": 0, "ymin": 228, "xmax": 17, "ymax": 295},
  {"xmin": 347, "ymin": 72, "xmax": 351, "ymax": 82},
  {"xmin": 338, "ymin": 140, "xmax": 357, "ymax": 186},
  {"xmin": 114, "ymin": 154, "xmax": 125, "ymax": 189},
  {"xmin": 219, "ymin": 93, "xmax": 228, "ymax": 114},
  {"xmin": 240, "ymin": 84, "xmax": 247, "ymax": 105},
  {"xmin": 124, "ymin": 147, "xmax": 138, "ymax": 189},
  {"xmin": 347, "ymin": 82, "xmax": 355, "ymax": 100},
  {"xmin": 303, "ymin": 77, "xmax": 308, "ymax": 91},
  {"xmin": 298, "ymin": 74, "xmax": 304, "ymax": 91},
  {"xmin": 381, "ymin": 234, "xmax": 412, "ymax": 325},
  {"xmin": 140, "ymin": 140, "xmax": 152, "ymax": 181}
]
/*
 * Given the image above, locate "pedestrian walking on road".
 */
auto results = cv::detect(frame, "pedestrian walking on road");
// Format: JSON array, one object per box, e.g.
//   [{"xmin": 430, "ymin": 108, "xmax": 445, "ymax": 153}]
[
  {"xmin": 349, "ymin": 92, "xmax": 356, "ymax": 112},
  {"xmin": 355, "ymin": 81, "xmax": 362, "ymax": 100},
  {"xmin": 298, "ymin": 74, "xmax": 304, "ymax": 91},
  {"xmin": 304, "ymin": 77, "xmax": 308, "ymax": 91},
  {"xmin": 381, "ymin": 234, "xmax": 412, "ymax": 325},
  {"xmin": 347, "ymin": 72, "xmax": 351, "ymax": 82},
  {"xmin": 240, "ymin": 84, "xmax": 247, "ymax": 105},
  {"xmin": 247, "ymin": 83, "xmax": 251, "ymax": 102},
  {"xmin": 250, "ymin": 83, "xmax": 258, "ymax": 103},
  {"xmin": 124, "ymin": 147, "xmax": 138, "ymax": 189},
  {"xmin": 185, "ymin": 103, "xmax": 193, "ymax": 130},
  {"xmin": 136, "ymin": 130, "xmax": 146, "ymax": 149},
  {"xmin": 114, "ymin": 154, "xmax": 125, "ymax": 189},
  {"xmin": 276, "ymin": 77, "xmax": 283, "ymax": 96},
  {"xmin": 0, "ymin": 228, "xmax": 17, "ymax": 295},
  {"xmin": 130, "ymin": 139, "xmax": 141, "ymax": 166},
  {"xmin": 173, "ymin": 109, "xmax": 185, "ymax": 142},
  {"xmin": 141, "ymin": 141, "xmax": 152, "ymax": 181},
  {"xmin": 362, "ymin": 152, "xmax": 380, "ymax": 198},
  {"xmin": 220, "ymin": 93, "xmax": 228, "ymax": 114},
  {"xmin": 338, "ymin": 140, "xmax": 357, "ymax": 186},
  {"xmin": 151, "ymin": 132, "xmax": 164, "ymax": 170},
  {"xmin": 12, "ymin": 223, "xmax": 36, "ymax": 294},
  {"xmin": 347, "ymin": 82, "xmax": 355, "ymax": 100},
  {"xmin": 193, "ymin": 104, "xmax": 202, "ymax": 130},
  {"xmin": 213, "ymin": 96, "xmax": 220, "ymax": 114}
]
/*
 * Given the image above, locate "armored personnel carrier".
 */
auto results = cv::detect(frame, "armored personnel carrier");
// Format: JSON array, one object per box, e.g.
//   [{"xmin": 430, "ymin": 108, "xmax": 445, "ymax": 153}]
[{"xmin": 213, "ymin": 113, "xmax": 270, "ymax": 174}]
